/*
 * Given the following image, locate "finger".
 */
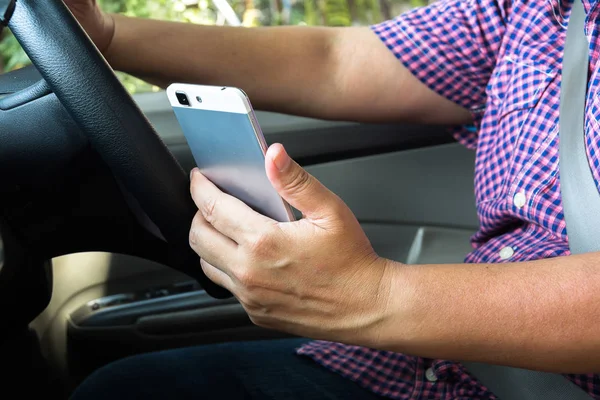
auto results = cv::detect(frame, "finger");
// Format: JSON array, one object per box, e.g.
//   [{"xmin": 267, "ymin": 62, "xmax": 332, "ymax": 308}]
[
  {"xmin": 201, "ymin": 259, "xmax": 236, "ymax": 292},
  {"xmin": 190, "ymin": 169, "xmax": 275, "ymax": 244},
  {"xmin": 265, "ymin": 144, "xmax": 346, "ymax": 227},
  {"xmin": 189, "ymin": 211, "xmax": 239, "ymax": 271}
]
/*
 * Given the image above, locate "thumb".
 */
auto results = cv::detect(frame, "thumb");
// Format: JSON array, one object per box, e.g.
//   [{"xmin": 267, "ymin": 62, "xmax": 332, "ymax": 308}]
[{"xmin": 265, "ymin": 143, "xmax": 343, "ymax": 224}]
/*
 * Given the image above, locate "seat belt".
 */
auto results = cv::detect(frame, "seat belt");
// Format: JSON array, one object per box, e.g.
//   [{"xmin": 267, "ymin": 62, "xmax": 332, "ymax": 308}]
[
  {"xmin": 559, "ymin": 2, "xmax": 600, "ymax": 252},
  {"xmin": 462, "ymin": 1, "xmax": 596, "ymax": 399}
]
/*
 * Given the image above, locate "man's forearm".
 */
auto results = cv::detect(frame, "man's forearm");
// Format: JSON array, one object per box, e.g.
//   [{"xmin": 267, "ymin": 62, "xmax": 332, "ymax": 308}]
[
  {"xmin": 375, "ymin": 253, "xmax": 600, "ymax": 373},
  {"xmin": 104, "ymin": 15, "xmax": 472, "ymax": 124},
  {"xmin": 106, "ymin": 15, "xmax": 342, "ymax": 118}
]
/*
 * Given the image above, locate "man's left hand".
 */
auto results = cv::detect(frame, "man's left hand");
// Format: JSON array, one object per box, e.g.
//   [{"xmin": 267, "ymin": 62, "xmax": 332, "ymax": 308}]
[{"xmin": 189, "ymin": 143, "xmax": 393, "ymax": 345}]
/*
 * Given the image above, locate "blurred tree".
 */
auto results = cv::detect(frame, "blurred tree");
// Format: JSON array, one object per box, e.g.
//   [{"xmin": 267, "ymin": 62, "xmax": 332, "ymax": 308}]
[
  {"xmin": 350, "ymin": 0, "xmax": 381, "ymax": 25},
  {"xmin": 302, "ymin": 0, "xmax": 319, "ymax": 25},
  {"xmin": 318, "ymin": 0, "xmax": 351, "ymax": 26},
  {"xmin": 0, "ymin": 31, "xmax": 28, "ymax": 71},
  {"xmin": 379, "ymin": 0, "xmax": 392, "ymax": 20},
  {"xmin": 0, "ymin": 0, "xmax": 420, "ymax": 93},
  {"xmin": 242, "ymin": 0, "xmax": 262, "ymax": 26}
]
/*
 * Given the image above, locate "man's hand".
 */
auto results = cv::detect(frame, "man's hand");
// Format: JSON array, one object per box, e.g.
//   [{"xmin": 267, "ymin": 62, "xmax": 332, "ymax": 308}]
[
  {"xmin": 64, "ymin": 0, "xmax": 115, "ymax": 53},
  {"xmin": 189, "ymin": 143, "xmax": 393, "ymax": 345}
]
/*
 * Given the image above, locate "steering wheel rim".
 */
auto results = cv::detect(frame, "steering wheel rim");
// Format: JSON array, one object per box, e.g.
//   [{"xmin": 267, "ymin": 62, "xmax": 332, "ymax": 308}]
[{"xmin": 7, "ymin": 0, "xmax": 231, "ymax": 298}]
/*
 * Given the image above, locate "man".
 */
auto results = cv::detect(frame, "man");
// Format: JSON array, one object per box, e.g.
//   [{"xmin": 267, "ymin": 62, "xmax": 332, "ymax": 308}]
[{"xmin": 67, "ymin": 0, "xmax": 600, "ymax": 399}]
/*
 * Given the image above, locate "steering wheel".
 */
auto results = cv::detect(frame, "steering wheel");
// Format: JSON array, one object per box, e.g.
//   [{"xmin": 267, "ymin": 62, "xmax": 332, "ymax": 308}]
[{"xmin": 0, "ymin": 0, "xmax": 231, "ymax": 315}]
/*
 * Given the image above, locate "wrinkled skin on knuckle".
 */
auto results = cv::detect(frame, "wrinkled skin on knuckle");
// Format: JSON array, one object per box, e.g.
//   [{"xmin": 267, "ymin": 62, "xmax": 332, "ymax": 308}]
[
  {"xmin": 236, "ymin": 292, "xmax": 254, "ymax": 311},
  {"xmin": 200, "ymin": 196, "xmax": 218, "ymax": 223},
  {"xmin": 286, "ymin": 169, "xmax": 313, "ymax": 196},
  {"xmin": 234, "ymin": 267, "xmax": 258, "ymax": 289},
  {"xmin": 237, "ymin": 288, "xmax": 265, "ymax": 321}
]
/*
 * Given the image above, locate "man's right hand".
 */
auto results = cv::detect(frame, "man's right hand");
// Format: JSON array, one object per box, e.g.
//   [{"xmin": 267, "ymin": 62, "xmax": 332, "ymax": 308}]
[{"xmin": 64, "ymin": 0, "xmax": 115, "ymax": 53}]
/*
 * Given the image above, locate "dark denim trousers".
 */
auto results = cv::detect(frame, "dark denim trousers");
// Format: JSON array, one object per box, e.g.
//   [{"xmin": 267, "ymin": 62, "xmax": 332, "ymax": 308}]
[{"xmin": 71, "ymin": 338, "xmax": 383, "ymax": 399}]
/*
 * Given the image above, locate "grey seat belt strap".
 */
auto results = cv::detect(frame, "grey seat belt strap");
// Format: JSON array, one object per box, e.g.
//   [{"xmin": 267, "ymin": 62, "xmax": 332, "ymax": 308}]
[
  {"xmin": 559, "ymin": 1, "xmax": 600, "ymax": 253},
  {"xmin": 463, "ymin": 1, "xmax": 595, "ymax": 399}
]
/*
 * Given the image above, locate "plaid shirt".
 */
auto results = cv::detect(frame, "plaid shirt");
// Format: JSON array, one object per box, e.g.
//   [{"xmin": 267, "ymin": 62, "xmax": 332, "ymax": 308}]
[{"xmin": 296, "ymin": 0, "xmax": 600, "ymax": 398}]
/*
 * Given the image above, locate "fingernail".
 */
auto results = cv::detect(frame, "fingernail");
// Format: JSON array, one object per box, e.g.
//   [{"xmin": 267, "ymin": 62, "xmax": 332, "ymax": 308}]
[
  {"xmin": 190, "ymin": 168, "xmax": 198, "ymax": 180},
  {"xmin": 273, "ymin": 145, "xmax": 291, "ymax": 172}
]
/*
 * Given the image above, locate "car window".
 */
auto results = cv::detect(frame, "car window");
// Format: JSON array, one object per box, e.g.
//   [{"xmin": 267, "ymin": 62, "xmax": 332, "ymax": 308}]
[{"xmin": 0, "ymin": 0, "xmax": 428, "ymax": 94}]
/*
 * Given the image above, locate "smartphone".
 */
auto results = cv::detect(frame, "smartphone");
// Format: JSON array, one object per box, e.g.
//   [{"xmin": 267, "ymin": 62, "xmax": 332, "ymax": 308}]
[{"xmin": 166, "ymin": 83, "xmax": 295, "ymax": 222}]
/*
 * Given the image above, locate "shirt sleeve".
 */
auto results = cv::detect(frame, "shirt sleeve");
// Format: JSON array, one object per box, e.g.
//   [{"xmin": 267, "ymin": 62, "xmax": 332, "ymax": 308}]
[{"xmin": 371, "ymin": 0, "xmax": 511, "ymax": 146}]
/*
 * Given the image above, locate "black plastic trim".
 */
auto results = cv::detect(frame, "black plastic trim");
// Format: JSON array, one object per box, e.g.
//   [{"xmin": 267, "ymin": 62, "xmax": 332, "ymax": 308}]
[
  {"xmin": 166, "ymin": 121, "xmax": 454, "ymax": 173},
  {"xmin": 266, "ymin": 122, "xmax": 454, "ymax": 165},
  {"xmin": 137, "ymin": 303, "xmax": 249, "ymax": 335},
  {"xmin": 71, "ymin": 290, "xmax": 238, "ymax": 327}
]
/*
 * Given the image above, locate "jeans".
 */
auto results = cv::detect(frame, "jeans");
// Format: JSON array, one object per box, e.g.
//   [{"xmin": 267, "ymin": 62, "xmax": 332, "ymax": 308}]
[{"xmin": 70, "ymin": 338, "xmax": 383, "ymax": 399}]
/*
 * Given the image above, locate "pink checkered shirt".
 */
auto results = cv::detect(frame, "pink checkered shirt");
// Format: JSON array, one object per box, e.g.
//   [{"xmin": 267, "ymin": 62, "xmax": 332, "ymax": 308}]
[{"xmin": 296, "ymin": 0, "xmax": 600, "ymax": 398}]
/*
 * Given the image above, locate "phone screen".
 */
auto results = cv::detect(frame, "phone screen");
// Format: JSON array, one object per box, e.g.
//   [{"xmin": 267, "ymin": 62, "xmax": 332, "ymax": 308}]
[{"xmin": 172, "ymin": 105, "xmax": 294, "ymax": 222}]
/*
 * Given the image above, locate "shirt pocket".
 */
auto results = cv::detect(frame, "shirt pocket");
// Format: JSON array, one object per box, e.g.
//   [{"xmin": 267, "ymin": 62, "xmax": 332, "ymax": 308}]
[{"xmin": 475, "ymin": 55, "xmax": 557, "ymax": 204}]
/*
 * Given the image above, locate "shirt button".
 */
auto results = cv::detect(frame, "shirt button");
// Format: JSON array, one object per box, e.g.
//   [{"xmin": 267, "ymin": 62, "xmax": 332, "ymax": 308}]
[
  {"xmin": 425, "ymin": 367, "xmax": 438, "ymax": 382},
  {"xmin": 513, "ymin": 191, "xmax": 527, "ymax": 209},
  {"xmin": 499, "ymin": 246, "xmax": 514, "ymax": 260}
]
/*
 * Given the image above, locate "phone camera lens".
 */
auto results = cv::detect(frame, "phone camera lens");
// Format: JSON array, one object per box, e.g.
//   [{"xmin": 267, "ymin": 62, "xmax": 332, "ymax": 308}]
[
  {"xmin": 196, "ymin": 96, "xmax": 203, "ymax": 103},
  {"xmin": 176, "ymin": 91, "xmax": 190, "ymax": 106}
]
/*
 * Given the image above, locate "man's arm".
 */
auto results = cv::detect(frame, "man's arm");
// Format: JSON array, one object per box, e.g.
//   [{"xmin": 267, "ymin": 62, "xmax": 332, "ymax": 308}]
[
  {"xmin": 64, "ymin": 0, "xmax": 470, "ymax": 125},
  {"xmin": 106, "ymin": 16, "xmax": 471, "ymax": 124},
  {"xmin": 185, "ymin": 135, "xmax": 600, "ymax": 375},
  {"xmin": 375, "ymin": 254, "xmax": 600, "ymax": 373}
]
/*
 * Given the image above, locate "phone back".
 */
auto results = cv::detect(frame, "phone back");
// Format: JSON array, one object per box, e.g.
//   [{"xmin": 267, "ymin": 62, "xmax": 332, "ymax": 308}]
[{"xmin": 167, "ymin": 84, "xmax": 294, "ymax": 222}]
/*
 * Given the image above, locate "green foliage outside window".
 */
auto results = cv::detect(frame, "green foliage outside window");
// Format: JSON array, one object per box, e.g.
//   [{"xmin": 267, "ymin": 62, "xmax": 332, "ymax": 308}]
[{"xmin": 0, "ymin": 0, "xmax": 427, "ymax": 94}]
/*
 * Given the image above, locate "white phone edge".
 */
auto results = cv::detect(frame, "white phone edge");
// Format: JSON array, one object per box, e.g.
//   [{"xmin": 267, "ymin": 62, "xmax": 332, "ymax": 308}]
[{"xmin": 166, "ymin": 83, "xmax": 251, "ymax": 114}]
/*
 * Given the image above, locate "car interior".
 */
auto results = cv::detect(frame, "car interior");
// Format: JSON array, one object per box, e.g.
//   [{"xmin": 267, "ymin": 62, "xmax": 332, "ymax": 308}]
[{"xmin": 0, "ymin": 0, "xmax": 480, "ymax": 398}]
